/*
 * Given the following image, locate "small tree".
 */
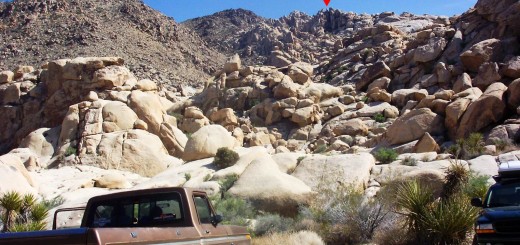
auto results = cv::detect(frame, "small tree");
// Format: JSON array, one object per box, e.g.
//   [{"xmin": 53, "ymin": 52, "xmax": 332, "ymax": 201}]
[
  {"xmin": 214, "ymin": 147, "xmax": 239, "ymax": 169},
  {"xmin": 373, "ymin": 148, "xmax": 398, "ymax": 164}
]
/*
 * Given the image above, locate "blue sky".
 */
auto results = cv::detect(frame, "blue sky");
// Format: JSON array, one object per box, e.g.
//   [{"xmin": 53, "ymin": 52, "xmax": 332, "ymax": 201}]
[{"xmin": 142, "ymin": 0, "xmax": 477, "ymax": 22}]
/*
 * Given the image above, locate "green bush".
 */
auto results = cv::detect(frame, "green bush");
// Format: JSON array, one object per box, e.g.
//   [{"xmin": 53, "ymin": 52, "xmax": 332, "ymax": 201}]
[
  {"xmin": 254, "ymin": 214, "xmax": 295, "ymax": 236},
  {"xmin": 448, "ymin": 133, "xmax": 485, "ymax": 160},
  {"xmin": 213, "ymin": 196, "xmax": 255, "ymax": 227},
  {"xmin": 64, "ymin": 146, "xmax": 77, "ymax": 157},
  {"xmin": 372, "ymin": 113, "xmax": 386, "ymax": 123},
  {"xmin": 313, "ymin": 145, "xmax": 327, "ymax": 154},
  {"xmin": 463, "ymin": 174, "xmax": 491, "ymax": 200},
  {"xmin": 441, "ymin": 160, "xmax": 470, "ymax": 199},
  {"xmin": 373, "ymin": 148, "xmax": 398, "ymax": 164},
  {"xmin": 214, "ymin": 147, "xmax": 239, "ymax": 169},
  {"xmin": 219, "ymin": 174, "xmax": 239, "ymax": 194},
  {"xmin": 401, "ymin": 156, "xmax": 418, "ymax": 166}
]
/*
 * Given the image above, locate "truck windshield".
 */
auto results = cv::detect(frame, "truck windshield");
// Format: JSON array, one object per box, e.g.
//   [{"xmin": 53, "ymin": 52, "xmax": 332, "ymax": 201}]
[
  {"xmin": 486, "ymin": 182, "xmax": 520, "ymax": 208},
  {"xmin": 89, "ymin": 192, "xmax": 184, "ymax": 228}
]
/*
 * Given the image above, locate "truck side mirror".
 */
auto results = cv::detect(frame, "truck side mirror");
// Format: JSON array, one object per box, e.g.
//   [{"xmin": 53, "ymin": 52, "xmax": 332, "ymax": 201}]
[
  {"xmin": 471, "ymin": 197, "xmax": 483, "ymax": 207},
  {"xmin": 211, "ymin": 214, "xmax": 223, "ymax": 226}
]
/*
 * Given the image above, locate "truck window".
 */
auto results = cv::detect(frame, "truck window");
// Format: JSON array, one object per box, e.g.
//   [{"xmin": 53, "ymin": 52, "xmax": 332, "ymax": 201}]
[
  {"xmin": 89, "ymin": 192, "xmax": 184, "ymax": 227},
  {"xmin": 486, "ymin": 182, "xmax": 520, "ymax": 207},
  {"xmin": 193, "ymin": 195, "xmax": 213, "ymax": 224}
]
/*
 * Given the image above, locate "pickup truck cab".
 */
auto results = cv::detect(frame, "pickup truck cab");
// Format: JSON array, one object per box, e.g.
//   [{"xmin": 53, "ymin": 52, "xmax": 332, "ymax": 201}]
[
  {"xmin": 472, "ymin": 161, "xmax": 520, "ymax": 245},
  {"xmin": 0, "ymin": 187, "xmax": 251, "ymax": 245}
]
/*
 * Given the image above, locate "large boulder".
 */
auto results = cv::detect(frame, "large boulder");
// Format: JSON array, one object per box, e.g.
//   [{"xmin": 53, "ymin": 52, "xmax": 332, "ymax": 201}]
[
  {"xmin": 228, "ymin": 155, "xmax": 313, "ymax": 216},
  {"xmin": 413, "ymin": 133, "xmax": 440, "ymax": 153},
  {"xmin": 182, "ymin": 125, "xmax": 237, "ymax": 161},
  {"xmin": 91, "ymin": 66, "xmax": 137, "ymax": 89},
  {"xmin": 502, "ymin": 56, "xmax": 520, "ymax": 79},
  {"xmin": 224, "ymin": 54, "xmax": 241, "ymax": 73},
  {"xmin": 385, "ymin": 108, "xmax": 445, "ymax": 145},
  {"xmin": 391, "ymin": 89, "xmax": 429, "ymax": 108},
  {"xmin": 128, "ymin": 90, "xmax": 165, "ymax": 135},
  {"xmin": 330, "ymin": 118, "xmax": 369, "ymax": 136},
  {"xmin": 0, "ymin": 71, "xmax": 14, "ymax": 84},
  {"xmin": 291, "ymin": 105, "xmax": 322, "ymax": 127},
  {"xmin": 19, "ymin": 127, "xmax": 60, "ymax": 165},
  {"xmin": 300, "ymin": 83, "xmax": 343, "ymax": 102},
  {"xmin": 0, "ymin": 154, "xmax": 37, "ymax": 195},
  {"xmin": 413, "ymin": 37, "xmax": 447, "ymax": 63},
  {"xmin": 292, "ymin": 153, "xmax": 375, "ymax": 189},
  {"xmin": 357, "ymin": 61, "xmax": 391, "ymax": 91},
  {"xmin": 288, "ymin": 62, "xmax": 313, "ymax": 84},
  {"xmin": 79, "ymin": 130, "xmax": 172, "ymax": 177},
  {"xmin": 508, "ymin": 79, "xmax": 520, "ymax": 109},
  {"xmin": 102, "ymin": 101, "xmax": 138, "ymax": 132},
  {"xmin": 468, "ymin": 155, "xmax": 498, "ymax": 178},
  {"xmin": 159, "ymin": 123, "xmax": 188, "ymax": 158},
  {"xmin": 456, "ymin": 82, "xmax": 508, "ymax": 139},
  {"xmin": 460, "ymin": 39, "xmax": 503, "ymax": 72}
]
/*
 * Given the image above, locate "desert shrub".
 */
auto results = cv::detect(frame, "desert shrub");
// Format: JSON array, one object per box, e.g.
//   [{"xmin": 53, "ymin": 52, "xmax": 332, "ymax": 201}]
[
  {"xmin": 373, "ymin": 148, "xmax": 398, "ymax": 164},
  {"xmin": 401, "ymin": 156, "xmax": 418, "ymax": 166},
  {"xmin": 219, "ymin": 174, "xmax": 239, "ymax": 194},
  {"xmin": 214, "ymin": 147, "xmax": 239, "ymax": 169},
  {"xmin": 395, "ymin": 161, "xmax": 481, "ymax": 244},
  {"xmin": 64, "ymin": 146, "xmax": 77, "ymax": 157},
  {"xmin": 463, "ymin": 174, "xmax": 491, "ymax": 200},
  {"xmin": 463, "ymin": 133, "xmax": 485, "ymax": 158},
  {"xmin": 0, "ymin": 192, "xmax": 49, "ymax": 232},
  {"xmin": 494, "ymin": 139, "xmax": 509, "ymax": 152},
  {"xmin": 184, "ymin": 173, "xmax": 191, "ymax": 181},
  {"xmin": 253, "ymin": 231, "xmax": 324, "ymax": 245},
  {"xmin": 41, "ymin": 196, "xmax": 65, "ymax": 210},
  {"xmin": 298, "ymin": 167, "xmax": 389, "ymax": 244},
  {"xmin": 213, "ymin": 196, "xmax": 255, "ymax": 227},
  {"xmin": 441, "ymin": 160, "xmax": 470, "ymax": 199},
  {"xmin": 313, "ymin": 145, "xmax": 327, "ymax": 154},
  {"xmin": 253, "ymin": 214, "xmax": 295, "ymax": 236},
  {"xmin": 373, "ymin": 113, "xmax": 386, "ymax": 123}
]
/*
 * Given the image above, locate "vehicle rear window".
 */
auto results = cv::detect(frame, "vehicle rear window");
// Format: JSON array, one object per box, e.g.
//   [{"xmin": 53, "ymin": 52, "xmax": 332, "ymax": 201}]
[{"xmin": 90, "ymin": 192, "xmax": 184, "ymax": 227}]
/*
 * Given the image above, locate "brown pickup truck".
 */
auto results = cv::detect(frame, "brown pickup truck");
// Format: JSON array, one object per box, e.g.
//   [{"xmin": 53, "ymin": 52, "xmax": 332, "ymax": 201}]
[{"xmin": 0, "ymin": 187, "xmax": 251, "ymax": 245}]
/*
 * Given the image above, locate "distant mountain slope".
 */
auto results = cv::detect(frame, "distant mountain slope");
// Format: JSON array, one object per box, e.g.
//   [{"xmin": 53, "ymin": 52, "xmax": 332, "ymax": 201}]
[{"xmin": 0, "ymin": 0, "xmax": 225, "ymax": 88}]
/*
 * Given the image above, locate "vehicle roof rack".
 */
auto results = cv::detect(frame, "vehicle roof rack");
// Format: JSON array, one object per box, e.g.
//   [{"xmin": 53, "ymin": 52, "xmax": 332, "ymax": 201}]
[{"xmin": 496, "ymin": 160, "xmax": 520, "ymax": 182}]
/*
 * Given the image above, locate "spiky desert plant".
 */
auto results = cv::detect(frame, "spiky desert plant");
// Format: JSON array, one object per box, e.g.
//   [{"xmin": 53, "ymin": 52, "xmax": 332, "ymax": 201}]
[
  {"xmin": 441, "ymin": 160, "xmax": 470, "ymax": 199},
  {"xmin": 0, "ymin": 191, "xmax": 23, "ymax": 232},
  {"xmin": 395, "ymin": 180, "xmax": 434, "ymax": 236},
  {"xmin": 420, "ymin": 195, "xmax": 479, "ymax": 244}
]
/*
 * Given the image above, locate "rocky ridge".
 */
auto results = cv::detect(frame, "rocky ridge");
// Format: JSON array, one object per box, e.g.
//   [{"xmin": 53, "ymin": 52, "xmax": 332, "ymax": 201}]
[{"xmin": 0, "ymin": 0, "xmax": 225, "ymax": 88}]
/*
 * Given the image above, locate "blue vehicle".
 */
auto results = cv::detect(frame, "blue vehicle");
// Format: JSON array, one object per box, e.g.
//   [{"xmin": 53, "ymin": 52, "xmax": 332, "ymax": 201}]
[{"xmin": 472, "ymin": 161, "xmax": 520, "ymax": 245}]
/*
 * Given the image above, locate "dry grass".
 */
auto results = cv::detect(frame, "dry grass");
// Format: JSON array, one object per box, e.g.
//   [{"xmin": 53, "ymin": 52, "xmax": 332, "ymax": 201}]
[{"xmin": 253, "ymin": 231, "xmax": 324, "ymax": 245}]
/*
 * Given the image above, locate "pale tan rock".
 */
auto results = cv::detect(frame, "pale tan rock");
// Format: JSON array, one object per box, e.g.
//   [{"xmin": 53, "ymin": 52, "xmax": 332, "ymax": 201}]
[
  {"xmin": 274, "ymin": 76, "xmax": 300, "ymax": 99},
  {"xmin": 92, "ymin": 65, "xmax": 137, "ymax": 89},
  {"xmin": 288, "ymin": 62, "xmax": 313, "ymax": 84},
  {"xmin": 460, "ymin": 38, "xmax": 501, "ymax": 72},
  {"xmin": 224, "ymin": 54, "xmax": 241, "ymax": 73},
  {"xmin": 228, "ymin": 155, "xmax": 313, "ymax": 216},
  {"xmin": 332, "ymin": 118, "xmax": 369, "ymax": 136},
  {"xmin": 292, "ymin": 153, "xmax": 375, "ymax": 190},
  {"xmin": 456, "ymin": 82, "xmax": 508, "ymax": 139},
  {"xmin": 414, "ymin": 37, "xmax": 447, "ymax": 63},
  {"xmin": 0, "ymin": 71, "xmax": 14, "ymax": 84},
  {"xmin": 385, "ymin": 108, "xmax": 444, "ymax": 145},
  {"xmin": 134, "ymin": 119, "xmax": 148, "ymax": 130},
  {"xmin": 249, "ymin": 132, "xmax": 272, "ymax": 146},
  {"xmin": 184, "ymin": 106, "xmax": 205, "ymax": 120},
  {"xmin": 94, "ymin": 173, "xmax": 131, "ymax": 189},
  {"xmin": 134, "ymin": 79, "xmax": 158, "ymax": 91},
  {"xmin": 327, "ymin": 105, "xmax": 344, "ymax": 117},
  {"xmin": 59, "ymin": 105, "xmax": 80, "ymax": 147},
  {"xmin": 291, "ymin": 105, "xmax": 322, "ymax": 127},
  {"xmin": 368, "ymin": 77, "xmax": 391, "ymax": 91},
  {"xmin": 413, "ymin": 133, "xmax": 440, "ymax": 153},
  {"xmin": 368, "ymin": 88, "xmax": 392, "ymax": 103},
  {"xmin": 182, "ymin": 125, "xmax": 237, "ymax": 161},
  {"xmin": 453, "ymin": 73, "xmax": 473, "ymax": 93},
  {"xmin": 272, "ymin": 152, "xmax": 306, "ymax": 174},
  {"xmin": 357, "ymin": 61, "xmax": 391, "ymax": 91},
  {"xmin": 128, "ymin": 90, "xmax": 165, "ymax": 134},
  {"xmin": 434, "ymin": 90, "xmax": 455, "ymax": 101},
  {"xmin": 19, "ymin": 127, "xmax": 60, "ymax": 164},
  {"xmin": 0, "ymin": 164, "xmax": 36, "ymax": 195},
  {"xmin": 86, "ymin": 91, "xmax": 98, "ymax": 101},
  {"xmin": 383, "ymin": 106, "xmax": 399, "ymax": 118},
  {"xmin": 209, "ymin": 108, "xmax": 238, "ymax": 127},
  {"xmin": 300, "ymin": 83, "xmax": 343, "ymax": 102},
  {"xmin": 159, "ymin": 123, "xmax": 188, "ymax": 158},
  {"xmin": 391, "ymin": 89, "xmax": 429, "ymax": 107},
  {"xmin": 473, "ymin": 62, "xmax": 501, "ymax": 89},
  {"xmin": 102, "ymin": 101, "xmax": 138, "ymax": 131},
  {"xmin": 502, "ymin": 56, "xmax": 520, "ymax": 79},
  {"xmin": 14, "ymin": 65, "xmax": 35, "ymax": 79},
  {"xmin": 179, "ymin": 118, "xmax": 210, "ymax": 134},
  {"xmin": 0, "ymin": 154, "xmax": 36, "ymax": 189}
]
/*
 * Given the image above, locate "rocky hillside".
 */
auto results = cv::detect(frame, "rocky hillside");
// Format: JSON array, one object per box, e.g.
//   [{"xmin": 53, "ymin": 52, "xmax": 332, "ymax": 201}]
[
  {"xmin": 0, "ymin": 0, "xmax": 225, "ymax": 88},
  {"xmin": 183, "ymin": 8, "xmax": 451, "ymax": 66}
]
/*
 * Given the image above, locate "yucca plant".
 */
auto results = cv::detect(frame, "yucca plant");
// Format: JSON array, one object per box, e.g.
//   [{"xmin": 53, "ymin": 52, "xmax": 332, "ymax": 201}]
[
  {"xmin": 441, "ymin": 160, "xmax": 470, "ymax": 199},
  {"xmin": 0, "ymin": 191, "xmax": 23, "ymax": 232},
  {"xmin": 420, "ymin": 195, "xmax": 479, "ymax": 244},
  {"xmin": 395, "ymin": 180, "xmax": 434, "ymax": 236},
  {"xmin": 0, "ymin": 192, "xmax": 50, "ymax": 233}
]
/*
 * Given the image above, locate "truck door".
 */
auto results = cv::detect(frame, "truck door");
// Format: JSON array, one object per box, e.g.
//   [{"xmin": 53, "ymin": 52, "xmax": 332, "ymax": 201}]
[{"xmin": 193, "ymin": 194, "xmax": 228, "ymax": 245}]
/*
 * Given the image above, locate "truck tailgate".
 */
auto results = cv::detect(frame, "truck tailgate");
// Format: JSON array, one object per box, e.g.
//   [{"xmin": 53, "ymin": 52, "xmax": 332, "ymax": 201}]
[{"xmin": 91, "ymin": 227, "xmax": 201, "ymax": 245}]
